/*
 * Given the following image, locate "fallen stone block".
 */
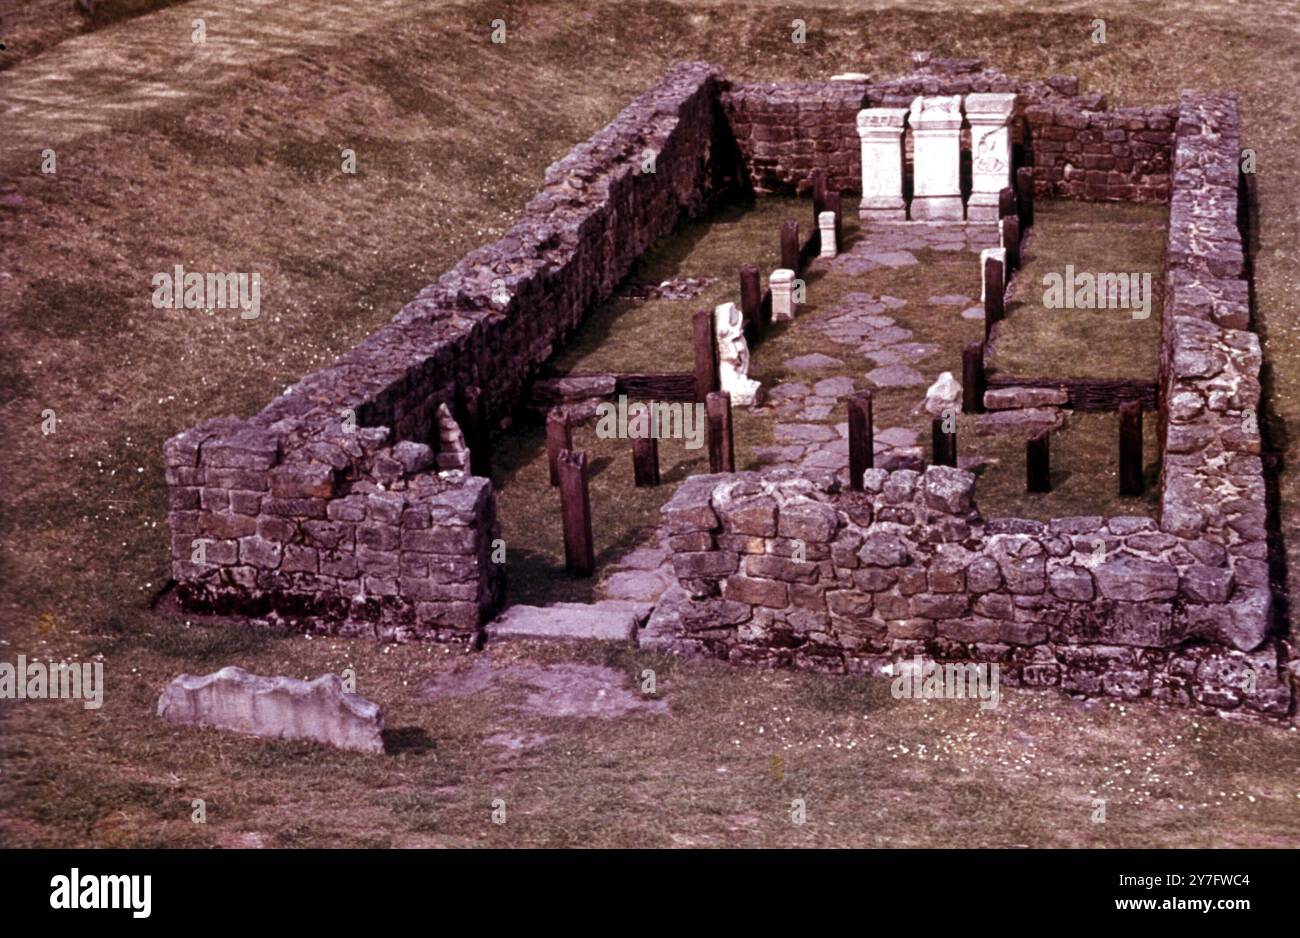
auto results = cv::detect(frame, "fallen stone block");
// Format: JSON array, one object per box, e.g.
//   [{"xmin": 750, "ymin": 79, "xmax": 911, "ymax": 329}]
[
  {"xmin": 975, "ymin": 408, "xmax": 1068, "ymax": 436},
  {"xmin": 157, "ymin": 667, "xmax": 385, "ymax": 753},
  {"xmin": 983, "ymin": 386, "xmax": 1069, "ymax": 410},
  {"xmin": 531, "ymin": 375, "xmax": 617, "ymax": 406}
]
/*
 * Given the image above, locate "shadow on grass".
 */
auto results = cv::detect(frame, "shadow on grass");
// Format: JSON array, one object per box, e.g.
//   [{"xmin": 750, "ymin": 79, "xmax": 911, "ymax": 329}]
[{"xmin": 383, "ymin": 726, "xmax": 436, "ymax": 756}]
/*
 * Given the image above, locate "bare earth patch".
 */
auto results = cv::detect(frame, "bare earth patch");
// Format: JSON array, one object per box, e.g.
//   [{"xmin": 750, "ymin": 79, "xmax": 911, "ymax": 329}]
[{"xmin": 422, "ymin": 657, "xmax": 669, "ymax": 718}]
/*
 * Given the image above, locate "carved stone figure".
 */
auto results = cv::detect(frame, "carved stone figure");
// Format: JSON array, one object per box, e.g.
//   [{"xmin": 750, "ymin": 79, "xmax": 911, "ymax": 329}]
[{"xmin": 713, "ymin": 302, "xmax": 762, "ymax": 406}]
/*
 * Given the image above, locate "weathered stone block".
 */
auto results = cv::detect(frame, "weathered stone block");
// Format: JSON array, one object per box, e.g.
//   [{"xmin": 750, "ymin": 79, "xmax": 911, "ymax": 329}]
[
  {"xmin": 723, "ymin": 575, "xmax": 788, "ymax": 608},
  {"xmin": 1094, "ymin": 554, "xmax": 1178, "ymax": 602},
  {"xmin": 745, "ymin": 554, "xmax": 819, "ymax": 583},
  {"xmin": 157, "ymin": 667, "xmax": 383, "ymax": 753},
  {"xmin": 776, "ymin": 499, "xmax": 838, "ymax": 543},
  {"xmin": 1048, "ymin": 565, "xmax": 1094, "ymax": 602}
]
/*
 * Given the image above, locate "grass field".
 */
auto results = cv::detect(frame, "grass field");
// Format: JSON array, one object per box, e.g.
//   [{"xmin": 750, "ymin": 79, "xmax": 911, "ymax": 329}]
[
  {"xmin": 1, "ymin": 0, "xmax": 1297, "ymax": 848},
  {"xmin": 990, "ymin": 199, "xmax": 1167, "ymax": 380}
]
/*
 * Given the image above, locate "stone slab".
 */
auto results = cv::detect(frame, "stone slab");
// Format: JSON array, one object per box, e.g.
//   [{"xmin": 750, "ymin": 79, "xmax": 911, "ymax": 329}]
[
  {"xmin": 157, "ymin": 667, "xmax": 385, "ymax": 753},
  {"xmin": 486, "ymin": 601, "xmax": 649, "ymax": 643}
]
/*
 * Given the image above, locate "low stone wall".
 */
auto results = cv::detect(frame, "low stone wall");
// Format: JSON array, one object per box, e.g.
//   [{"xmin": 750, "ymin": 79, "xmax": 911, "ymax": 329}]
[
  {"xmin": 721, "ymin": 58, "xmax": 1173, "ymax": 203},
  {"xmin": 1158, "ymin": 91, "xmax": 1269, "ymax": 638},
  {"xmin": 164, "ymin": 62, "xmax": 741, "ymax": 640},
  {"xmin": 643, "ymin": 469, "xmax": 1289, "ymax": 719}
]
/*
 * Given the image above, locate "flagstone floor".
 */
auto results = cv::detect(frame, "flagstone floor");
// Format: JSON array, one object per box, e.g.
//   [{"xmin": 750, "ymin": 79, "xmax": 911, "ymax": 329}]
[{"xmin": 749, "ymin": 224, "xmax": 998, "ymax": 485}]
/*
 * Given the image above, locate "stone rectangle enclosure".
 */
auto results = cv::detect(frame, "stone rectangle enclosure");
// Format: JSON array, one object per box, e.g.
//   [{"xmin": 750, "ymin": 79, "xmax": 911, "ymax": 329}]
[{"xmin": 164, "ymin": 59, "xmax": 1288, "ymax": 719}]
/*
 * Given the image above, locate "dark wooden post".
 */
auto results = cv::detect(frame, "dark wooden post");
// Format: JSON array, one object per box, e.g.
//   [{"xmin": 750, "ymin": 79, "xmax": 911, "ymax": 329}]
[
  {"xmin": 931, "ymin": 418, "xmax": 956, "ymax": 467},
  {"xmin": 692, "ymin": 308, "xmax": 717, "ymax": 402},
  {"xmin": 557, "ymin": 449, "xmax": 594, "ymax": 576},
  {"xmin": 825, "ymin": 191, "xmax": 844, "ymax": 253},
  {"xmin": 631, "ymin": 435, "xmax": 660, "ymax": 487},
  {"xmin": 1027, "ymin": 430, "xmax": 1051, "ymax": 493},
  {"xmin": 847, "ymin": 390, "xmax": 874, "ymax": 490},
  {"xmin": 1015, "ymin": 166, "xmax": 1034, "ymax": 229},
  {"xmin": 811, "ymin": 167, "xmax": 828, "ymax": 217},
  {"xmin": 1002, "ymin": 216, "xmax": 1021, "ymax": 273},
  {"xmin": 983, "ymin": 256, "xmax": 1005, "ymax": 344},
  {"xmin": 462, "ymin": 385, "xmax": 491, "ymax": 478},
  {"xmin": 998, "ymin": 186, "xmax": 1017, "ymax": 219},
  {"xmin": 545, "ymin": 407, "xmax": 571, "ymax": 487},
  {"xmin": 740, "ymin": 263, "xmax": 762, "ymax": 343},
  {"xmin": 1119, "ymin": 400, "xmax": 1143, "ymax": 495},
  {"xmin": 780, "ymin": 220, "xmax": 800, "ymax": 272},
  {"xmin": 706, "ymin": 391, "xmax": 735, "ymax": 473},
  {"xmin": 962, "ymin": 342, "xmax": 985, "ymax": 414}
]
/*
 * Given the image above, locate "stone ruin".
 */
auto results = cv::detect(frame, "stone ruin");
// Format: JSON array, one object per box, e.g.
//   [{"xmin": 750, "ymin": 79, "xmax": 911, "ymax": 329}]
[{"xmin": 163, "ymin": 57, "xmax": 1289, "ymax": 721}]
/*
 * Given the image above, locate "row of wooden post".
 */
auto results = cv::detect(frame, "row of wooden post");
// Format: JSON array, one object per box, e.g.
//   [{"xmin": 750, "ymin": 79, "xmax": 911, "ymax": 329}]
[
  {"xmin": 1020, "ymin": 401, "xmax": 1142, "ymax": 495},
  {"xmin": 553, "ymin": 176, "xmax": 845, "ymax": 577},
  {"xmin": 548, "ymin": 389, "xmax": 737, "ymax": 575},
  {"xmin": 550, "ymin": 392, "xmax": 1143, "ymax": 575}
]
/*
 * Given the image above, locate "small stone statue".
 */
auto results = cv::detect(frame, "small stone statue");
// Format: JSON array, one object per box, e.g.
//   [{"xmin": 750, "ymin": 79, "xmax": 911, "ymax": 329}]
[{"xmin": 713, "ymin": 302, "xmax": 762, "ymax": 407}]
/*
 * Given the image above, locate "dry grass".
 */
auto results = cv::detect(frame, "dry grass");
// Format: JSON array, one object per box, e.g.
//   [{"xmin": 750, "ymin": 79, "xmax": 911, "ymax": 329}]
[
  {"xmin": 3, "ymin": 619, "xmax": 1298, "ymax": 848},
  {"xmin": 1, "ymin": 0, "xmax": 1297, "ymax": 847}
]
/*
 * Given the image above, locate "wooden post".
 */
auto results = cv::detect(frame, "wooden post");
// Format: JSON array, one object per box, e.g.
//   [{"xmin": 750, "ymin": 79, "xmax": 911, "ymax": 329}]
[
  {"xmin": 545, "ymin": 407, "xmax": 571, "ymax": 487},
  {"xmin": 692, "ymin": 308, "xmax": 717, "ymax": 402},
  {"xmin": 780, "ymin": 220, "xmax": 800, "ymax": 272},
  {"xmin": 847, "ymin": 390, "xmax": 874, "ymax": 490},
  {"xmin": 632, "ymin": 435, "xmax": 660, "ymax": 487},
  {"xmin": 962, "ymin": 342, "xmax": 985, "ymax": 414},
  {"xmin": 740, "ymin": 263, "xmax": 762, "ymax": 343},
  {"xmin": 825, "ymin": 191, "xmax": 843, "ymax": 254},
  {"xmin": 557, "ymin": 449, "xmax": 595, "ymax": 576},
  {"xmin": 931, "ymin": 417, "xmax": 956, "ymax": 468},
  {"xmin": 1119, "ymin": 400, "xmax": 1143, "ymax": 495},
  {"xmin": 1015, "ymin": 166, "xmax": 1034, "ymax": 229},
  {"xmin": 983, "ymin": 256, "xmax": 1005, "ymax": 343},
  {"xmin": 1027, "ymin": 430, "xmax": 1051, "ymax": 493},
  {"xmin": 1002, "ymin": 216, "xmax": 1021, "ymax": 273},
  {"xmin": 462, "ymin": 385, "xmax": 491, "ymax": 478},
  {"xmin": 811, "ymin": 167, "xmax": 828, "ymax": 217},
  {"xmin": 706, "ymin": 391, "xmax": 735, "ymax": 473},
  {"xmin": 998, "ymin": 186, "xmax": 1017, "ymax": 219}
]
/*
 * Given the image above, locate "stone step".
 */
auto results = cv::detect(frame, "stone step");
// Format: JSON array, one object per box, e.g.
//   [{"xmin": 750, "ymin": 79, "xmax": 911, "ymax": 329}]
[{"xmin": 486, "ymin": 600, "xmax": 651, "ymax": 644}]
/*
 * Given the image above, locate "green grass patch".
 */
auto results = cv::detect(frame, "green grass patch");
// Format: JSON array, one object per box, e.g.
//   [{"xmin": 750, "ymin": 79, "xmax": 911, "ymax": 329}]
[{"xmin": 989, "ymin": 199, "xmax": 1167, "ymax": 380}]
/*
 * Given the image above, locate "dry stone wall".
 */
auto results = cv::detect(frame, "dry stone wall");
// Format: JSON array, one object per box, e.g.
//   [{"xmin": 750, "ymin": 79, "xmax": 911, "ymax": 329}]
[
  {"xmin": 1159, "ymin": 91, "xmax": 1270, "ymax": 647},
  {"xmin": 164, "ymin": 62, "xmax": 740, "ymax": 640},
  {"xmin": 722, "ymin": 58, "xmax": 1173, "ymax": 203},
  {"xmin": 644, "ymin": 467, "xmax": 1287, "ymax": 719}
]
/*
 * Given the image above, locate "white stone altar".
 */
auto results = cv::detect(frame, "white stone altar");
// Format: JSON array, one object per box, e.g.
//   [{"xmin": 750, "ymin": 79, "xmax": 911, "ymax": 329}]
[
  {"xmin": 965, "ymin": 93, "xmax": 1018, "ymax": 222},
  {"xmin": 909, "ymin": 95, "xmax": 964, "ymax": 221},
  {"xmin": 770, "ymin": 269, "xmax": 796, "ymax": 321},
  {"xmin": 856, "ymin": 107, "xmax": 909, "ymax": 222},
  {"xmin": 818, "ymin": 211, "xmax": 837, "ymax": 257}
]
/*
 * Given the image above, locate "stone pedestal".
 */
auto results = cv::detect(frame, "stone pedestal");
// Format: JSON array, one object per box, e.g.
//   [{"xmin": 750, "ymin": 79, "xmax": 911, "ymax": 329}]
[
  {"xmin": 818, "ymin": 211, "xmax": 837, "ymax": 257},
  {"xmin": 909, "ymin": 96, "xmax": 964, "ymax": 221},
  {"xmin": 770, "ymin": 269, "xmax": 796, "ymax": 321},
  {"xmin": 965, "ymin": 93, "xmax": 1017, "ymax": 222},
  {"xmin": 856, "ymin": 108, "xmax": 909, "ymax": 222}
]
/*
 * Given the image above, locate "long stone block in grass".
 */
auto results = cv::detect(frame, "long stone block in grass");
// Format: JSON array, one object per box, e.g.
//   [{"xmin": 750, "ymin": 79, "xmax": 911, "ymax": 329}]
[{"xmin": 157, "ymin": 667, "xmax": 385, "ymax": 753}]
